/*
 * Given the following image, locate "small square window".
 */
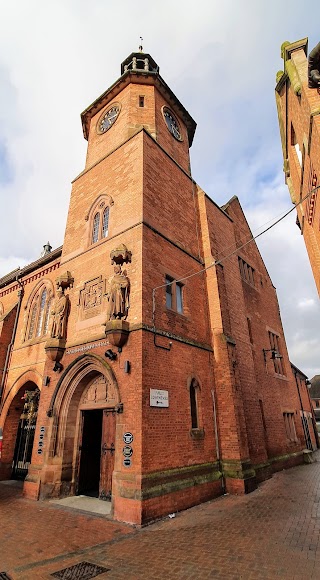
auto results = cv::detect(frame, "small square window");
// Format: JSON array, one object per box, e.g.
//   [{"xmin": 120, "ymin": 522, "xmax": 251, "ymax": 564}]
[
  {"xmin": 268, "ymin": 331, "xmax": 285, "ymax": 375},
  {"xmin": 139, "ymin": 95, "xmax": 145, "ymax": 107},
  {"xmin": 238, "ymin": 257, "xmax": 255, "ymax": 287},
  {"xmin": 165, "ymin": 275, "xmax": 184, "ymax": 314}
]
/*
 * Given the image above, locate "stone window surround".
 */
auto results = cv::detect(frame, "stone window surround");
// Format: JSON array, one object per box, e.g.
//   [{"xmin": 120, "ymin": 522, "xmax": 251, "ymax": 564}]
[
  {"xmin": 85, "ymin": 193, "xmax": 114, "ymax": 248},
  {"xmin": 23, "ymin": 281, "xmax": 54, "ymax": 343}
]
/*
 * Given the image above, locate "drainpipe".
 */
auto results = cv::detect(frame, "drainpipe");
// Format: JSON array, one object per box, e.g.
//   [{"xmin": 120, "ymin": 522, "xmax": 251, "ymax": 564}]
[
  {"xmin": 0, "ymin": 273, "xmax": 24, "ymax": 406},
  {"xmin": 209, "ymin": 351, "xmax": 225, "ymax": 492}
]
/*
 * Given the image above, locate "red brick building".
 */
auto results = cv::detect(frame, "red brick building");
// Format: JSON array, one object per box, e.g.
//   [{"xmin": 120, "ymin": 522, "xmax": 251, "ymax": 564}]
[
  {"xmin": 275, "ymin": 37, "xmax": 320, "ymax": 296},
  {"xmin": 0, "ymin": 51, "xmax": 316, "ymax": 525}
]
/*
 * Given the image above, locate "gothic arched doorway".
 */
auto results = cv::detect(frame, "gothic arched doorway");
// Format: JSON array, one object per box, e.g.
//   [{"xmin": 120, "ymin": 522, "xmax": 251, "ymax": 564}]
[
  {"xmin": 2, "ymin": 382, "xmax": 40, "ymax": 481},
  {"xmin": 49, "ymin": 355, "xmax": 121, "ymax": 501},
  {"xmin": 77, "ymin": 376, "xmax": 117, "ymax": 499}
]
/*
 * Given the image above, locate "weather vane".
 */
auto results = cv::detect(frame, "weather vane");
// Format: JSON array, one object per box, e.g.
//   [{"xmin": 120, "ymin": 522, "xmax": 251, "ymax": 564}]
[{"xmin": 139, "ymin": 37, "xmax": 143, "ymax": 52}]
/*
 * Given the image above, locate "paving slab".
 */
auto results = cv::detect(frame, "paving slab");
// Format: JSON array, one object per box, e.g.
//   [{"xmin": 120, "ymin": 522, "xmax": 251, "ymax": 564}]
[{"xmin": 2, "ymin": 455, "xmax": 320, "ymax": 578}]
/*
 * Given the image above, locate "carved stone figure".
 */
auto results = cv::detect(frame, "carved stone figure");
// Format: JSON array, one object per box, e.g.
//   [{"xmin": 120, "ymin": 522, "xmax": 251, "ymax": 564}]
[
  {"xmin": 106, "ymin": 266, "xmax": 130, "ymax": 320},
  {"xmin": 51, "ymin": 289, "xmax": 68, "ymax": 339},
  {"xmin": 308, "ymin": 42, "xmax": 320, "ymax": 88},
  {"xmin": 21, "ymin": 389, "xmax": 40, "ymax": 423}
]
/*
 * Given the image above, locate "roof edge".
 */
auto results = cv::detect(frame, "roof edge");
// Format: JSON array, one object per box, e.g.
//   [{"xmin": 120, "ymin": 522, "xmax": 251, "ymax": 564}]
[{"xmin": 0, "ymin": 246, "xmax": 62, "ymax": 290}]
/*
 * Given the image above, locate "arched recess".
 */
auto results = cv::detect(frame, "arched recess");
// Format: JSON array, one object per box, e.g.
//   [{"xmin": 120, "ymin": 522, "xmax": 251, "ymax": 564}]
[
  {"xmin": 187, "ymin": 375, "xmax": 203, "ymax": 431},
  {"xmin": 0, "ymin": 371, "xmax": 41, "ymax": 481},
  {"xmin": 47, "ymin": 354, "xmax": 121, "ymax": 470},
  {"xmin": 0, "ymin": 369, "xmax": 42, "ymax": 423}
]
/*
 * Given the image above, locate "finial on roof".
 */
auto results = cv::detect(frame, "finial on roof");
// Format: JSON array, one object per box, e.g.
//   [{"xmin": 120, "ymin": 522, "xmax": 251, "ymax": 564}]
[
  {"xmin": 139, "ymin": 37, "xmax": 143, "ymax": 53},
  {"xmin": 40, "ymin": 241, "xmax": 52, "ymax": 257}
]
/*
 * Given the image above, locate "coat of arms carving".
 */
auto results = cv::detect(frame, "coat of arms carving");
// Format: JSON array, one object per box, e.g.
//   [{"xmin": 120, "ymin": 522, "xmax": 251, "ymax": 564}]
[{"xmin": 79, "ymin": 276, "xmax": 105, "ymax": 319}]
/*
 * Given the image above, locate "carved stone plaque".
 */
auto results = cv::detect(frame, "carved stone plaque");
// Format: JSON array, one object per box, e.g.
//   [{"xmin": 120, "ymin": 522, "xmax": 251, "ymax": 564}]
[
  {"xmin": 79, "ymin": 276, "xmax": 105, "ymax": 319},
  {"xmin": 83, "ymin": 376, "xmax": 109, "ymax": 404},
  {"xmin": 81, "ymin": 375, "xmax": 118, "ymax": 407}
]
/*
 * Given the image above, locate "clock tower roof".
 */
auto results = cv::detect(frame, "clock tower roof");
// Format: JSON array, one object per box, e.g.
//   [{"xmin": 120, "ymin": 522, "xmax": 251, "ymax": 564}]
[
  {"xmin": 81, "ymin": 51, "xmax": 196, "ymax": 146},
  {"xmin": 120, "ymin": 52, "xmax": 159, "ymax": 75}
]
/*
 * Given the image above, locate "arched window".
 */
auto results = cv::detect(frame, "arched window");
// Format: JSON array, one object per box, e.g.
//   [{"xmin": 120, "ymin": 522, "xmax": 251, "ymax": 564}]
[
  {"xmin": 190, "ymin": 379, "xmax": 199, "ymax": 429},
  {"xmin": 26, "ymin": 285, "xmax": 53, "ymax": 341},
  {"xmin": 92, "ymin": 213, "xmax": 100, "ymax": 244},
  {"xmin": 28, "ymin": 304, "xmax": 37, "ymax": 339},
  {"xmin": 43, "ymin": 297, "xmax": 52, "ymax": 335},
  {"xmin": 102, "ymin": 206, "xmax": 109, "ymax": 238},
  {"xmin": 36, "ymin": 289, "xmax": 47, "ymax": 337},
  {"xmin": 88, "ymin": 196, "xmax": 112, "ymax": 246}
]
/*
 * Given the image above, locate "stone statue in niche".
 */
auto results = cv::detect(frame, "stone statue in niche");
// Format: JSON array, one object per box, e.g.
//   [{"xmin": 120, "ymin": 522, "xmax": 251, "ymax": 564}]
[
  {"xmin": 106, "ymin": 265, "xmax": 130, "ymax": 320},
  {"xmin": 51, "ymin": 288, "xmax": 69, "ymax": 339}
]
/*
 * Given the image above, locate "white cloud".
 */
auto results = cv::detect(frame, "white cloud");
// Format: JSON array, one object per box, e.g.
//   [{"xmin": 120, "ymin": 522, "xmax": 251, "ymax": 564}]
[{"xmin": 298, "ymin": 298, "xmax": 316, "ymax": 309}]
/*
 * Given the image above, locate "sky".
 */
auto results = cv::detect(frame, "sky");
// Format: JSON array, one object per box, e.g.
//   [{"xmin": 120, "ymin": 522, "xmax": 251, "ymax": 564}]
[{"xmin": 0, "ymin": 0, "xmax": 319, "ymax": 377}]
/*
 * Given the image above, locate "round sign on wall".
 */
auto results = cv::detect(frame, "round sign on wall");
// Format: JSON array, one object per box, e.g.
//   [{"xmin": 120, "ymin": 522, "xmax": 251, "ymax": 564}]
[
  {"xmin": 123, "ymin": 432, "xmax": 134, "ymax": 444},
  {"xmin": 122, "ymin": 446, "xmax": 133, "ymax": 458}
]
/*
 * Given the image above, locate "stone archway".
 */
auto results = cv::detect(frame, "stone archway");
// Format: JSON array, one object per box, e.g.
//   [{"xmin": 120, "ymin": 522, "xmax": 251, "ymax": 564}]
[
  {"xmin": 0, "ymin": 381, "xmax": 40, "ymax": 481},
  {"xmin": 46, "ymin": 354, "xmax": 121, "ymax": 499}
]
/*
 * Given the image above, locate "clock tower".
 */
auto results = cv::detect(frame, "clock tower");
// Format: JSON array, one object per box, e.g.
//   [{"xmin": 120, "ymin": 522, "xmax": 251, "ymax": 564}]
[
  {"xmin": 80, "ymin": 51, "xmax": 196, "ymax": 174},
  {"xmin": 55, "ymin": 50, "xmax": 210, "ymax": 524}
]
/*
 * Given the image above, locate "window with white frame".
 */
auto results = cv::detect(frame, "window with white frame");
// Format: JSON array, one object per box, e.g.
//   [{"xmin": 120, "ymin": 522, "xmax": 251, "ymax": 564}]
[{"xmin": 91, "ymin": 206, "xmax": 110, "ymax": 244}]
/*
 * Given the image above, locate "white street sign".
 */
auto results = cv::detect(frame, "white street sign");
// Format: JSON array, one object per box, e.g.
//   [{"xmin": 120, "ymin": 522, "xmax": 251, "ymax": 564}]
[{"xmin": 150, "ymin": 389, "xmax": 169, "ymax": 408}]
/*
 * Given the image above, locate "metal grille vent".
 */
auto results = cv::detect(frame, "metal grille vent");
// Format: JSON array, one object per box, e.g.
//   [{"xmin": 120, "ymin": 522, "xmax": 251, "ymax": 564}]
[{"xmin": 51, "ymin": 561, "xmax": 110, "ymax": 579}]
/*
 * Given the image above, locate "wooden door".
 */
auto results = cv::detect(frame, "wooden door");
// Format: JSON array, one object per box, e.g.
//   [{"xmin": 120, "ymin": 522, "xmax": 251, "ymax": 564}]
[{"xmin": 99, "ymin": 409, "xmax": 116, "ymax": 501}]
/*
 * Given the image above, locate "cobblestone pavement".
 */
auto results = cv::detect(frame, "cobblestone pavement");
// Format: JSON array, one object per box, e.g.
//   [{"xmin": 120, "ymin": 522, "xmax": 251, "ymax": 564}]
[{"xmin": 2, "ymin": 456, "xmax": 320, "ymax": 579}]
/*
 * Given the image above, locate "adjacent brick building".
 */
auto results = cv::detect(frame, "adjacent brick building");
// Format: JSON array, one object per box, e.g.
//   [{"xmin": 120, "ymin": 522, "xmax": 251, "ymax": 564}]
[
  {"xmin": 309, "ymin": 375, "xmax": 320, "ymax": 412},
  {"xmin": 275, "ymin": 37, "xmax": 320, "ymax": 295},
  {"xmin": 0, "ymin": 51, "xmax": 317, "ymax": 525}
]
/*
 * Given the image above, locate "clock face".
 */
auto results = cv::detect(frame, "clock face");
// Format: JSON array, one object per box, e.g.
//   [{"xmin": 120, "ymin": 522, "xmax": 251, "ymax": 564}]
[
  {"xmin": 162, "ymin": 107, "xmax": 182, "ymax": 141},
  {"xmin": 97, "ymin": 104, "xmax": 120, "ymax": 134}
]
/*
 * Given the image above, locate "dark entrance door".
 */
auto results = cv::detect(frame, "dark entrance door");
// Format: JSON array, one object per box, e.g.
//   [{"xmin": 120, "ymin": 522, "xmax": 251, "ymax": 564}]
[
  {"xmin": 12, "ymin": 420, "xmax": 36, "ymax": 480},
  {"xmin": 12, "ymin": 388, "xmax": 40, "ymax": 481},
  {"xmin": 78, "ymin": 409, "xmax": 103, "ymax": 497}
]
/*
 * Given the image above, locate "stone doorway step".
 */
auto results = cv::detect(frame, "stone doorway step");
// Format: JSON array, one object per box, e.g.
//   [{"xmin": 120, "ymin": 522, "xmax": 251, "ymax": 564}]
[{"xmin": 50, "ymin": 495, "xmax": 112, "ymax": 516}]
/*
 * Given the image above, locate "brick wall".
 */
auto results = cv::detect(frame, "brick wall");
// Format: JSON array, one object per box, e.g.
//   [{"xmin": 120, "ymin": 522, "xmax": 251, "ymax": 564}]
[{"xmin": 276, "ymin": 40, "xmax": 320, "ymax": 295}]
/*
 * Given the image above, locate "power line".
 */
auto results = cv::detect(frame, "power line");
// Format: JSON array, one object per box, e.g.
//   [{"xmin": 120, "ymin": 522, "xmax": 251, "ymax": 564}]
[
  {"xmin": 152, "ymin": 182, "xmax": 320, "ymax": 293},
  {"xmin": 215, "ymin": 183, "xmax": 320, "ymax": 267}
]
